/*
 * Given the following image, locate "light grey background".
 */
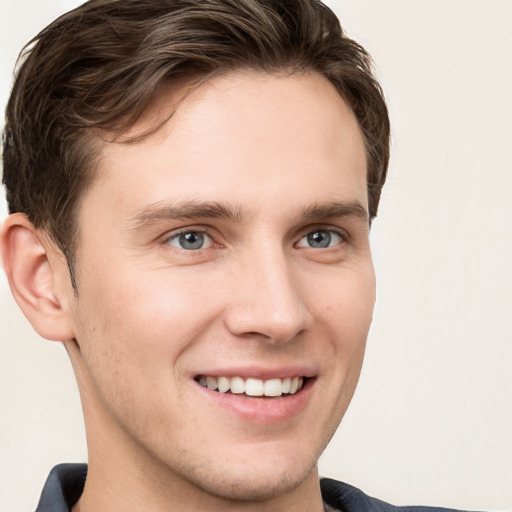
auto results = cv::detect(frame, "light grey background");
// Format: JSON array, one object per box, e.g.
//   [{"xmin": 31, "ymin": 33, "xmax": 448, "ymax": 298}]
[{"xmin": 1, "ymin": 1, "xmax": 511, "ymax": 511}]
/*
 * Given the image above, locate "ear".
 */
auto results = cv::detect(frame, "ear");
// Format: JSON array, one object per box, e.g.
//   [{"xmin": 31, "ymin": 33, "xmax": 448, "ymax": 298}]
[{"xmin": 1, "ymin": 213, "xmax": 75, "ymax": 342}]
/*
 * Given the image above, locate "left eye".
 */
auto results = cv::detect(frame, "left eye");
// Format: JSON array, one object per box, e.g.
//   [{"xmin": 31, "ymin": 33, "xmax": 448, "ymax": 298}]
[
  {"xmin": 296, "ymin": 229, "xmax": 344, "ymax": 249},
  {"xmin": 166, "ymin": 231, "xmax": 213, "ymax": 250}
]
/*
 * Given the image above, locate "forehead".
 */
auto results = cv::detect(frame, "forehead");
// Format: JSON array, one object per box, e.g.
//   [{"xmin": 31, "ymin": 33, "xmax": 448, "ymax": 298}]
[{"xmin": 87, "ymin": 71, "xmax": 368, "ymax": 221}]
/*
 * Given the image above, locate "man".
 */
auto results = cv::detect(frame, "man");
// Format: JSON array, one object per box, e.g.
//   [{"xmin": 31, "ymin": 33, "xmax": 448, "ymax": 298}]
[{"xmin": 0, "ymin": 1, "xmax": 461, "ymax": 511}]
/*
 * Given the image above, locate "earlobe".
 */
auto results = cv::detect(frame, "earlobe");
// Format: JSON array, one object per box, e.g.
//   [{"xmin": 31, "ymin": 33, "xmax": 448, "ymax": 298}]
[{"xmin": 0, "ymin": 213, "xmax": 75, "ymax": 342}]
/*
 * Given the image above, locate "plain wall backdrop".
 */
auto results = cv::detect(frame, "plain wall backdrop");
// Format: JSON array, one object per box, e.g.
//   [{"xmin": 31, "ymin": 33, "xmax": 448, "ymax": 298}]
[{"xmin": 1, "ymin": 1, "xmax": 511, "ymax": 511}]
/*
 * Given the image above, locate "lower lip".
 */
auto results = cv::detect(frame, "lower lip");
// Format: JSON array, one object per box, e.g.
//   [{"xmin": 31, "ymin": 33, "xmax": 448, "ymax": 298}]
[{"xmin": 195, "ymin": 378, "xmax": 315, "ymax": 424}]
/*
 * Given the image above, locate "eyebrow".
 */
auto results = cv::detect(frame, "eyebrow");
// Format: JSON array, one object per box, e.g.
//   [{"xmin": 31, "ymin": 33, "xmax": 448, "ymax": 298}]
[
  {"xmin": 302, "ymin": 201, "xmax": 369, "ymax": 222},
  {"xmin": 128, "ymin": 200, "xmax": 243, "ymax": 230},
  {"xmin": 127, "ymin": 199, "xmax": 368, "ymax": 231}
]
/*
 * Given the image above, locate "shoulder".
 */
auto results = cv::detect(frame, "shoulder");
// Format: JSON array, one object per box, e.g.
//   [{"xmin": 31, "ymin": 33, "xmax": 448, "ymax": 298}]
[{"xmin": 320, "ymin": 478, "xmax": 472, "ymax": 512}]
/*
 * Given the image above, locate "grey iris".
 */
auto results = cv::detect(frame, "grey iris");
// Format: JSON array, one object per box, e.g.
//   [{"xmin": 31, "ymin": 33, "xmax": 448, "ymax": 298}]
[
  {"xmin": 307, "ymin": 231, "xmax": 331, "ymax": 248},
  {"xmin": 179, "ymin": 232, "xmax": 204, "ymax": 250}
]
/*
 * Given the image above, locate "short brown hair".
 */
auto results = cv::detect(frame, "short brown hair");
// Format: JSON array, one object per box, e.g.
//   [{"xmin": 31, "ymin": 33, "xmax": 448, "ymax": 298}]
[{"xmin": 2, "ymin": 0, "xmax": 390, "ymax": 287}]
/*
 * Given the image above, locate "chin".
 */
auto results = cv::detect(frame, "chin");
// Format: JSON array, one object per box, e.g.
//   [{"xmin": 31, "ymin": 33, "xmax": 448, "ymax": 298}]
[
  {"xmin": 173, "ymin": 438, "xmax": 323, "ymax": 503},
  {"xmin": 189, "ymin": 460, "xmax": 318, "ymax": 502}
]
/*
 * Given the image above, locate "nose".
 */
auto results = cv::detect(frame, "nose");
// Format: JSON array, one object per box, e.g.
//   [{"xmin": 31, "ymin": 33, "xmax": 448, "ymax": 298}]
[{"xmin": 224, "ymin": 245, "xmax": 314, "ymax": 344}]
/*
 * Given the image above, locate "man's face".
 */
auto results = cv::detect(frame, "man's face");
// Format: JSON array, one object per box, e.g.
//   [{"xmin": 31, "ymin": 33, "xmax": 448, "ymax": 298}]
[{"xmin": 65, "ymin": 72, "xmax": 374, "ymax": 501}]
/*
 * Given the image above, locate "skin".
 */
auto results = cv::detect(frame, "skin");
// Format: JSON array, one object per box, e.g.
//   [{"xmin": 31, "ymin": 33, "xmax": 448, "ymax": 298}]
[{"xmin": 2, "ymin": 71, "xmax": 375, "ymax": 512}]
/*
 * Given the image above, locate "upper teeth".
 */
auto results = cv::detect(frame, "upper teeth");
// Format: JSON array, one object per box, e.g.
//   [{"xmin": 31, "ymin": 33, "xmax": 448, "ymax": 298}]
[{"xmin": 197, "ymin": 376, "xmax": 304, "ymax": 397}]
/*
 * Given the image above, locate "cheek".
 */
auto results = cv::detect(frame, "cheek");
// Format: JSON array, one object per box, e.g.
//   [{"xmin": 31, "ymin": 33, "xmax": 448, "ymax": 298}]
[
  {"xmin": 312, "ymin": 266, "xmax": 375, "ymax": 400},
  {"xmin": 70, "ymin": 269, "xmax": 216, "ymax": 425},
  {"xmin": 314, "ymin": 264, "xmax": 376, "ymax": 339},
  {"xmin": 78, "ymin": 263, "xmax": 220, "ymax": 347},
  {"xmin": 72, "ymin": 267, "xmax": 231, "ymax": 423}
]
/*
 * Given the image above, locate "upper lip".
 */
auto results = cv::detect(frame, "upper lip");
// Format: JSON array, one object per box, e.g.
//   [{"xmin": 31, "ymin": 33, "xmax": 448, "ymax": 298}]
[{"xmin": 192, "ymin": 365, "xmax": 317, "ymax": 380}]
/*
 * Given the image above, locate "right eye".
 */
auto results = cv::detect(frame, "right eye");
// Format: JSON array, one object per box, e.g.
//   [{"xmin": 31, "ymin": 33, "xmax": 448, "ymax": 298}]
[{"xmin": 165, "ymin": 231, "xmax": 213, "ymax": 251}]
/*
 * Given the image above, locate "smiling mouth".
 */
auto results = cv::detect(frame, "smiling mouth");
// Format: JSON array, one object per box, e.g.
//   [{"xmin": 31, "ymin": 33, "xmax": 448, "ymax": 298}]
[{"xmin": 195, "ymin": 375, "xmax": 306, "ymax": 397}]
